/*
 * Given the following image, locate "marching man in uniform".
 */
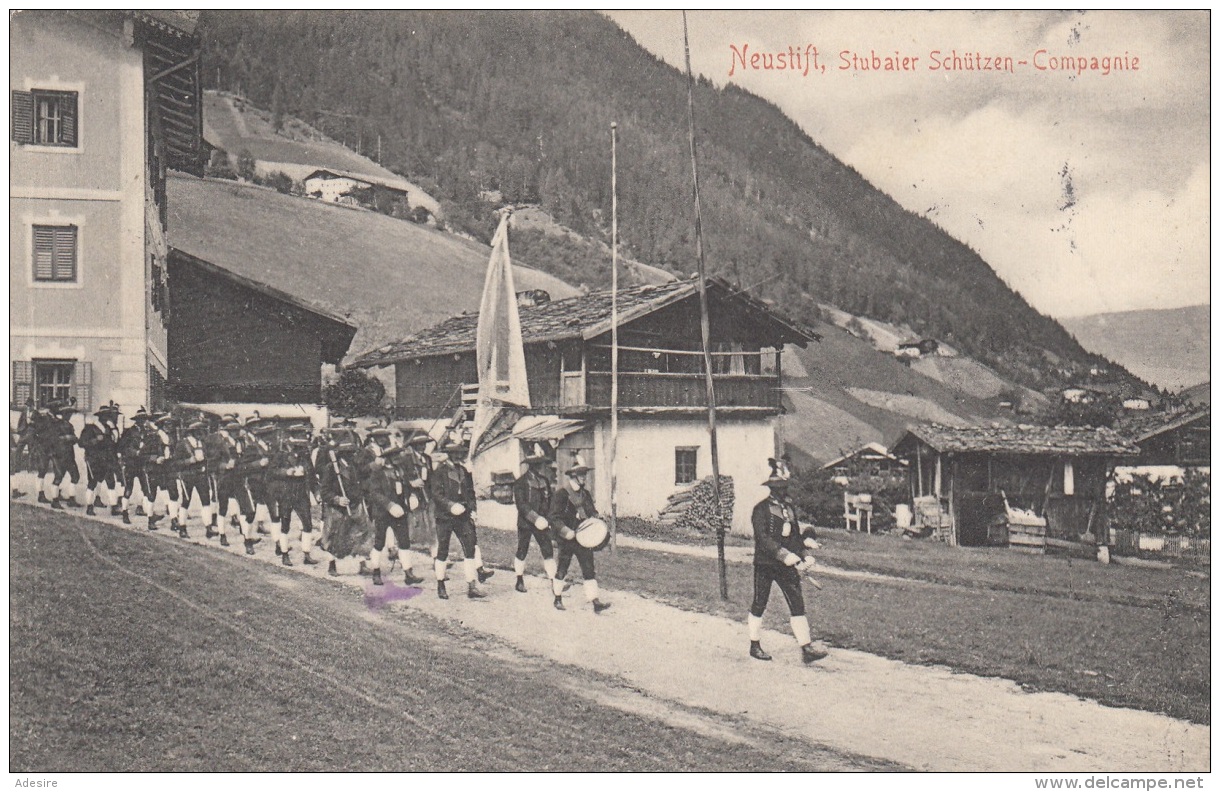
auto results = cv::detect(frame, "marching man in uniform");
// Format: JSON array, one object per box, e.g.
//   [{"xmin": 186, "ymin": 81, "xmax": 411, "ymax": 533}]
[
  {"xmin": 78, "ymin": 403, "xmax": 123, "ymax": 516},
  {"xmin": 269, "ymin": 425, "xmax": 317, "ymax": 567},
  {"xmin": 511, "ymin": 443, "xmax": 558, "ymax": 593},
  {"xmin": 364, "ymin": 444, "xmax": 424, "ymax": 586},
  {"xmin": 118, "ymin": 408, "xmax": 153, "ymax": 524},
  {"xmin": 317, "ymin": 426, "xmax": 366, "ymax": 577},
  {"xmin": 173, "ymin": 419, "xmax": 213, "ymax": 538},
  {"xmin": 548, "ymin": 456, "xmax": 610, "ymax": 613},
  {"xmin": 48, "ymin": 401, "xmax": 82, "ymax": 510},
  {"xmin": 748, "ymin": 458, "xmax": 827, "ymax": 664},
  {"xmin": 429, "ymin": 437, "xmax": 486, "ymax": 600}
]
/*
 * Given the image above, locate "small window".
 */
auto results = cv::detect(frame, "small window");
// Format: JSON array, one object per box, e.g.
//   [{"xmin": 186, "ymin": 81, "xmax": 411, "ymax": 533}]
[
  {"xmin": 34, "ymin": 360, "xmax": 74, "ymax": 407},
  {"xmin": 675, "ymin": 447, "xmax": 699, "ymax": 485},
  {"xmin": 32, "ymin": 225, "xmax": 78, "ymax": 282},
  {"xmin": 12, "ymin": 89, "xmax": 78, "ymax": 147}
]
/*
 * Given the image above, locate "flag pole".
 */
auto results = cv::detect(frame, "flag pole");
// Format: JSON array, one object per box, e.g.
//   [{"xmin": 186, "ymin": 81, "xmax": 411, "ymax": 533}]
[
  {"xmin": 610, "ymin": 121, "xmax": 620, "ymax": 551},
  {"xmin": 683, "ymin": 11, "xmax": 728, "ymax": 600}
]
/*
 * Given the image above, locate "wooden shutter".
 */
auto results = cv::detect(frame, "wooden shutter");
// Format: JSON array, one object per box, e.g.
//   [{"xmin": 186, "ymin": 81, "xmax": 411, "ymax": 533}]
[
  {"xmin": 59, "ymin": 92, "xmax": 77, "ymax": 146},
  {"xmin": 12, "ymin": 361, "xmax": 32, "ymax": 407},
  {"xmin": 11, "ymin": 90, "xmax": 32, "ymax": 143},
  {"xmin": 53, "ymin": 226, "xmax": 77, "ymax": 280},
  {"xmin": 32, "ymin": 226, "xmax": 55, "ymax": 280},
  {"xmin": 72, "ymin": 361, "xmax": 92, "ymax": 413}
]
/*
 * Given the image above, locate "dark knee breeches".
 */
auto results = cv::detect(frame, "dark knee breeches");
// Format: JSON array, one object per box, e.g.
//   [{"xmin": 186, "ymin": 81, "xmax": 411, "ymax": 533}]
[
  {"xmin": 277, "ymin": 482, "xmax": 312, "ymax": 533},
  {"xmin": 555, "ymin": 539, "xmax": 594, "ymax": 581},
  {"xmin": 435, "ymin": 517, "xmax": 476, "ymax": 560},
  {"xmin": 373, "ymin": 514, "xmax": 410, "ymax": 552},
  {"xmin": 749, "ymin": 565, "xmax": 805, "ymax": 618},
  {"xmin": 515, "ymin": 526, "xmax": 554, "ymax": 561}
]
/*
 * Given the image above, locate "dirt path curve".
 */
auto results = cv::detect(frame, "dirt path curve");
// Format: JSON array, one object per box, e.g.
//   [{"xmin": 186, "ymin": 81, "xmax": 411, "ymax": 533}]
[{"xmin": 40, "ymin": 498, "xmax": 1209, "ymax": 772}]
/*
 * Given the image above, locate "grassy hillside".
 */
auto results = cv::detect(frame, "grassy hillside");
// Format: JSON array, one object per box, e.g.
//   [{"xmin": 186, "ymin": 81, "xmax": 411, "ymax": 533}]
[
  {"xmin": 1061, "ymin": 305, "xmax": 1210, "ymax": 391},
  {"xmin": 196, "ymin": 10, "xmax": 1136, "ymax": 395},
  {"xmin": 167, "ymin": 174, "xmax": 578, "ymax": 358}
]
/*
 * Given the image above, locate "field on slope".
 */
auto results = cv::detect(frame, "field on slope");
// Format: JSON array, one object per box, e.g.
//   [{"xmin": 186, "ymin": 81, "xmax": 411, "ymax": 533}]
[
  {"xmin": 167, "ymin": 174, "xmax": 578, "ymax": 359},
  {"xmin": 9, "ymin": 505, "xmax": 865, "ymax": 772}
]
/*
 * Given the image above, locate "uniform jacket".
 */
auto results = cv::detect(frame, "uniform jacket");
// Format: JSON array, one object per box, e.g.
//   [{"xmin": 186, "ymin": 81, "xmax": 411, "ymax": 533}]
[
  {"xmin": 118, "ymin": 424, "xmax": 148, "ymax": 467},
  {"xmin": 204, "ymin": 432, "xmax": 238, "ymax": 475},
  {"xmin": 236, "ymin": 432, "xmax": 271, "ymax": 476},
  {"xmin": 317, "ymin": 450, "xmax": 361, "ymax": 509},
  {"xmin": 548, "ymin": 486, "xmax": 597, "ymax": 540},
  {"xmin": 430, "ymin": 460, "xmax": 476, "ymax": 521},
  {"xmin": 143, "ymin": 428, "xmax": 173, "ymax": 468},
  {"xmin": 407, "ymin": 449, "xmax": 432, "ymax": 502},
  {"xmin": 269, "ymin": 444, "xmax": 316, "ymax": 492},
  {"xmin": 79, "ymin": 421, "xmax": 119, "ymax": 465},
  {"xmin": 514, "ymin": 470, "xmax": 552, "ymax": 531},
  {"xmin": 364, "ymin": 459, "xmax": 408, "ymax": 516},
  {"xmin": 173, "ymin": 434, "xmax": 208, "ymax": 475},
  {"xmin": 752, "ymin": 494, "xmax": 807, "ymax": 569},
  {"xmin": 49, "ymin": 416, "xmax": 78, "ymax": 461}
]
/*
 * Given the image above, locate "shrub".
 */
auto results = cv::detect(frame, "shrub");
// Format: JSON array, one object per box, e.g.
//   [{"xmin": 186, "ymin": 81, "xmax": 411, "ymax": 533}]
[
  {"xmin": 324, "ymin": 367, "xmax": 386, "ymax": 417},
  {"xmin": 1109, "ymin": 470, "xmax": 1210, "ymax": 537}
]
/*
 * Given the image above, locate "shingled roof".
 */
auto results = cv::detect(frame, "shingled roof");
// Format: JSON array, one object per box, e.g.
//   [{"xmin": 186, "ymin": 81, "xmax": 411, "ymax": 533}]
[
  {"xmin": 892, "ymin": 424, "xmax": 1140, "ymax": 457},
  {"xmin": 351, "ymin": 276, "xmax": 818, "ymax": 368}
]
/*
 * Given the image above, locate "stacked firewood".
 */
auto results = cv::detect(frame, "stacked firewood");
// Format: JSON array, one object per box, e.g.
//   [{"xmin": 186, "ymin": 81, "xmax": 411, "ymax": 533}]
[{"xmin": 657, "ymin": 475, "xmax": 734, "ymax": 534}]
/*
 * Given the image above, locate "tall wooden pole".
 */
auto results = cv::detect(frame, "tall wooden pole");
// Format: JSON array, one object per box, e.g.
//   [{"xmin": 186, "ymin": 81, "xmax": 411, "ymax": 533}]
[
  {"xmin": 609, "ymin": 121, "xmax": 620, "ymax": 550},
  {"xmin": 683, "ymin": 11, "xmax": 728, "ymax": 600}
]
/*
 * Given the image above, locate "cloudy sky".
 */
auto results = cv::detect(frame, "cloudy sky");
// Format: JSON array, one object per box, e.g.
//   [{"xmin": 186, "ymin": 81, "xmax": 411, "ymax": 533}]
[{"xmin": 605, "ymin": 10, "xmax": 1209, "ymax": 320}]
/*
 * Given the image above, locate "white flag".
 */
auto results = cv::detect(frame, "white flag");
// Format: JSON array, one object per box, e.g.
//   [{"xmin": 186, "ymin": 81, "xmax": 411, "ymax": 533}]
[{"xmin": 470, "ymin": 214, "xmax": 530, "ymax": 456}]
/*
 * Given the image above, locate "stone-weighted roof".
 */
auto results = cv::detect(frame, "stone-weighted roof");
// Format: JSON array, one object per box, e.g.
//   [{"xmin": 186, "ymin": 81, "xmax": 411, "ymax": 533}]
[{"xmin": 893, "ymin": 423, "xmax": 1139, "ymax": 457}]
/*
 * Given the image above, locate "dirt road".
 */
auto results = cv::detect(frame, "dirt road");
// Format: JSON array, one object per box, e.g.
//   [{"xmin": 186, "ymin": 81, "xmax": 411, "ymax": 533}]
[{"xmin": 21, "ymin": 499, "xmax": 1210, "ymax": 771}]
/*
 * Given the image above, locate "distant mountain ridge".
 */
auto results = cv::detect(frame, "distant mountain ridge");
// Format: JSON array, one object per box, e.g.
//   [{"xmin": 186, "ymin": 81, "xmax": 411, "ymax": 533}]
[
  {"xmin": 196, "ymin": 10, "xmax": 1142, "ymax": 396},
  {"xmin": 1061, "ymin": 305, "xmax": 1209, "ymax": 391}
]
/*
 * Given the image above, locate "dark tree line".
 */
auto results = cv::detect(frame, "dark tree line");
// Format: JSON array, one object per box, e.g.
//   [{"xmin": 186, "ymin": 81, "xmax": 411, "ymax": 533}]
[{"xmin": 197, "ymin": 9, "xmax": 1142, "ymax": 394}]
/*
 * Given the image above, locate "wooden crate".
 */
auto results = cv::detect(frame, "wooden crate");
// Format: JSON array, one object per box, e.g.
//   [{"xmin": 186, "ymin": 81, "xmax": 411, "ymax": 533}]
[{"xmin": 1008, "ymin": 521, "xmax": 1046, "ymax": 554}]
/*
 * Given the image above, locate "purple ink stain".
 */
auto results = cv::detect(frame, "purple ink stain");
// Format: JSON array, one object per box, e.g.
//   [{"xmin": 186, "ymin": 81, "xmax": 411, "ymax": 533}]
[{"xmin": 364, "ymin": 581, "xmax": 423, "ymax": 612}]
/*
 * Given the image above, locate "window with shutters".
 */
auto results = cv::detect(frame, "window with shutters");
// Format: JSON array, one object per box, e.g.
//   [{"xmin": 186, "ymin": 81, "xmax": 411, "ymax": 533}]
[
  {"xmin": 15, "ymin": 360, "xmax": 92, "ymax": 411},
  {"xmin": 675, "ymin": 447, "xmax": 699, "ymax": 485},
  {"xmin": 34, "ymin": 361, "xmax": 74, "ymax": 407},
  {"xmin": 32, "ymin": 225, "xmax": 77, "ymax": 282},
  {"xmin": 12, "ymin": 89, "xmax": 78, "ymax": 147}
]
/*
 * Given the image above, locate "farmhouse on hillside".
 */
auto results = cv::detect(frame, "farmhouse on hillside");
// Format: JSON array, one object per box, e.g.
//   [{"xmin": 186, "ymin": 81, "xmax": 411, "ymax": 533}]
[
  {"xmin": 10, "ymin": 11, "xmax": 203, "ymax": 415},
  {"xmin": 891, "ymin": 424, "xmax": 1139, "ymax": 550},
  {"xmin": 166, "ymin": 249, "xmax": 356, "ymax": 425},
  {"xmin": 352, "ymin": 277, "xmax": 819, "ymax": 533}
]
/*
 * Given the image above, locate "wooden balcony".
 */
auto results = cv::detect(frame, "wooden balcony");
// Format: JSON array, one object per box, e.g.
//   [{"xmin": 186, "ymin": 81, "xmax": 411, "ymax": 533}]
[{"xmin": 583, "ymin": 371, "xmax": 781, "ymax": 412}]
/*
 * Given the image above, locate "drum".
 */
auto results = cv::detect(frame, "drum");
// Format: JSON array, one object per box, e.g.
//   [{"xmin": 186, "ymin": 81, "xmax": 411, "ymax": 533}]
[{"xmin": 575, "ymin": 516, "xmax": 610, "ymax": 550}]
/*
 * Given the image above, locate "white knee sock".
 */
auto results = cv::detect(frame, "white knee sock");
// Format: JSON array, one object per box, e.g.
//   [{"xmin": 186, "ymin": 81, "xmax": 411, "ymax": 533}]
[
  {"xmin": 513, "ymin": 557, "xmax": 526, "ymax": 576},
  {"xmin": 301, "ymin": 531, "xmax": 314, "ymax": 554},
  {"xmin": 543, "ymin": 558, "xmax": 557, "ymax": 580},
  {"xmin": 791, "ymin": 616, "xmax": 812, "ymax": 646},
  {"xmin": 434, "ymin": 559, "xmax": 447, "ymax": 581},
  {"xmin": 584, "ymin": 579, "xmax": 599, "ymax": 602},
  {"xmin": 238, "ymin": 516, "xmax": 252, "ymax": 539},
  {"xmin": 370, "ymin": 549, "xmax": 384, "ymax": 571},
  {"xmin": 85, "ymin": 487, "xmax": 96, "ymax": 507},
  {"xmin": 463, "ymin": 558, "xmax": 478, "ymax": 583},
  {"xmin": 474, "ymin": 545, "xmax": 484, "ymax": 568},
  {"xmin": 552, "ymin": 577, "xmax": 564, "ymax": 597},
  {"xmin": 748, "ymin": 614, "xmax": 763, "ymax": 641},
  {"xmin": 199, "ymin": 505, "xmax": 212, "ymax": 527}
]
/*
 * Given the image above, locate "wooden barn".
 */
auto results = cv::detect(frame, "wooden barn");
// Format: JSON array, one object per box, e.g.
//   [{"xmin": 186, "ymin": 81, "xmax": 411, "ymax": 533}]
[
  {"xmin": 1126, "ymin": 407, "xmax": 1210, "ymax": 468},
  {"xmin": 167, "ymin": 248, "xmax": 357, "ymax": 405},
  {"xmin": 891, "ymin": 424, "xmax": 1139, "ymax": 550},
  {"xmin": 352, "ymin": 277, "xmax": 818, "ymax": 533}
]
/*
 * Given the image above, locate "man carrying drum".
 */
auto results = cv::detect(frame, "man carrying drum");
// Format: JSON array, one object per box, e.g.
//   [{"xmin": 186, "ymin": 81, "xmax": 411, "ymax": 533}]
[{"xmin": 547, "ymin": 456, "xmax": 610, "ymax": 613}]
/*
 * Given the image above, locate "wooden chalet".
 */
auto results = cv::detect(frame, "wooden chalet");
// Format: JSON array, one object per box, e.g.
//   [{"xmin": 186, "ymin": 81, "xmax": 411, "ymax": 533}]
[
  {"xmin": 353, "ymin": 277, "xmax": 819, "ymax": 532},
  {"xmin": 167, "ymin": 248, "xmax": 357, "ymax": 404},
  {"xmin": 891, "ymin": 424, "xmax": 1139, "ymax": 549},
  {"xmin": 1124, "ymin": 407, "xmax": 1210, "ymax": 468}
]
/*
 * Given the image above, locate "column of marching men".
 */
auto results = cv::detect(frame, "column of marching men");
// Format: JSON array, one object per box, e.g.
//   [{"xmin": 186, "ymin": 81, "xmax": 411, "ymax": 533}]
[{"xmin": 8, "ymin": 402, "xmax": 611, "ymax": 612}]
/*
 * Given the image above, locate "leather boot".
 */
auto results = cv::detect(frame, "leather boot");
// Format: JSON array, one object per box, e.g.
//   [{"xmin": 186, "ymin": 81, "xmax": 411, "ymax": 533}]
[
  {"xmin": 477, "ymin": 567, "xmax": 494, "ymax": 583},
  {"xmin": 592, "ymin": 599, "xmax": 611, "ymax": 614},
  {"xmin": 515, "ymin": 576, "xmax": 527, "ymax": 593},
  {"xmin": 750, "ymin": 641, "xmax": 772, "ymax": 661},
  {"xmin": 38, "ymin": 493, "xmax": 50, "ymax": 504},
  {"xmin": 51, "ymin": 498, "xmax": 64, "ymax": 510},
  {"xmin": 403, "ymin": 570, "xmax": 424, "ymax": 585},
  {"xmin": 437, "ymin": 580, "xmax": 448, "ymax": 600},
  {"xmin": 328, "ymin": 560, "xmax": 338, "ymax": 577},
  {"xmin": 122, "ymin": 510, "xmax": 132, "ymax": 526},
  {"xmin": 467, "ymin": 582, "xmax": 486, "ymax": 599},
  {"xmin": 303, "ymin": 553, "xmax": 319, "ymax": 566},
  {"xmin": 282, "ymin": 552, "xmax": 293, "ymax": 567},
  {"xmin": 110, "ymin": 505, "xmax": 122, "ymax": 517},
  {"xmin": 372, "ymin": 569, "xmax": 383, "ymax": 586},
  {"xmin": 245, "ymin": 539, "xmax": 255, "ymax": 555},
  {"xmin": 553, "ymin": 596, "xmax": 565, "ymax": 611},
  {"xmin": 86, "ymin": 505, "xmax": 96, "ymax": 516},
  {"xmin": 801, "ymin": 644, "xmax": 828, "ymax": 664},
  {"xmin": 219, "ymin": 535, "xmax": 230, "ymax": 547}
]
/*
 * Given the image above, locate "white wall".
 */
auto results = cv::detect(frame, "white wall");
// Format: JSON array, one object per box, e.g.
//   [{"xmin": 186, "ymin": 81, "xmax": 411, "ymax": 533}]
[{"xmin": 589, "ymin": 416, "xmax": 778, "ymax": 535}]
